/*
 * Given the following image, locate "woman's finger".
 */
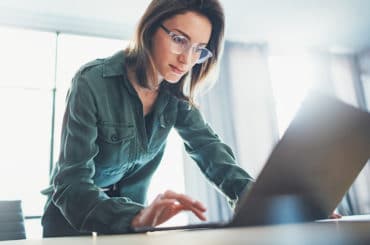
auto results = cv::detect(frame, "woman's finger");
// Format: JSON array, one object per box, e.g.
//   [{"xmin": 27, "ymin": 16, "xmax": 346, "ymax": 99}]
[
  {"xmin": 181, "ymin": 204, "xmax": 207, "ymax": 221},
  {"xmin": 139, "ymin": 191, "xmax": 207, "ymax": 226},
  {"xmin": 162, "ymin": 190, "xmax": 207, "ymax": 221},
  {"xmin": 159, "ymin": 201, "xmax": 206, "ymax": 221},
  {"xmin": 163, "ymin": 190, "xmax": 206, "ymax": 211},
  {"xmin": 155, "ymin": 204, "xmax": 183, "ymax": 225},
  {"xmin": 155, "ymin": 197, "xmax": 206, "ymax": 223},
  {"xmin": 329, "ymin": 213, "xmax": 342, "ymax": 219},
  {"xmin": 192, "ymin": 200, "xmax": 206, "ymax": 211}
]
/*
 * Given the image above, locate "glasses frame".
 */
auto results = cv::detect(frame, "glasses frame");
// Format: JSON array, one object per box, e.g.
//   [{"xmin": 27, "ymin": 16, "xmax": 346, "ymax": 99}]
[{"xmin": 159, "ymin": 24, "xmax": 213, "ymax": 64}]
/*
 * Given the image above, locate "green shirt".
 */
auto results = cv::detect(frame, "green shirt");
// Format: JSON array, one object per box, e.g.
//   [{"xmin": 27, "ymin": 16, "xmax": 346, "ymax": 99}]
[{"xmin": 42, "ymin": 50, "xmax": 253, "ymax": 235}]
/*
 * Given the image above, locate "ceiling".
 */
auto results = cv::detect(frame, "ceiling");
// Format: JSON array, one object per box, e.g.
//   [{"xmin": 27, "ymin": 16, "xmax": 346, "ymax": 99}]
[{"xmin": 0, "ymin": 0, "xmax": 369, "ymax": 54}]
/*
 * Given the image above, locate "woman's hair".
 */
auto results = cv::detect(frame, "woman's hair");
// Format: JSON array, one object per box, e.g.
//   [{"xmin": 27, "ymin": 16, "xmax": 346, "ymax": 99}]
[{"xmin": 125, "ymin": 0, "xmax": 225, "ymax": 104}]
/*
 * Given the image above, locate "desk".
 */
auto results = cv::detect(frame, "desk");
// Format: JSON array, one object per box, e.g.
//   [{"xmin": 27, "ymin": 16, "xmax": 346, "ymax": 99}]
[{"xmin": 1, "ymin": 217, "xmax": 370, "ymax": 245}]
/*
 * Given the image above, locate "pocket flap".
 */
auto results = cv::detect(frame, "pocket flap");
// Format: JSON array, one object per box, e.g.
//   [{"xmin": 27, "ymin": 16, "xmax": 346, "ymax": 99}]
[{"xmin": 99, "ymin": 124, "xmax": 135, "ymax": 144}]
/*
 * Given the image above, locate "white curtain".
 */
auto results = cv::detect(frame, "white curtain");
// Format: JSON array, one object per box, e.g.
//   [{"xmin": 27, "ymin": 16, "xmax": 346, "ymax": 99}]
[
  {"xmin": 182, "ymin": 41, "xmax": 278, "ymax": 223},
  {"xmin": 359, "ymin": 50, "xmax": 370, "ymax": 109},
  {"xmin": 311, "ymin": 51, "xmax": 370, "ymax": 215}
]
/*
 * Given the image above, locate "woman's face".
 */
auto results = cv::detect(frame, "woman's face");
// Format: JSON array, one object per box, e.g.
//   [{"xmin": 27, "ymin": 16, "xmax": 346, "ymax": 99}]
[{"xmin": 151, "ymin": 11, "xmax": 212, "ymax": 84}]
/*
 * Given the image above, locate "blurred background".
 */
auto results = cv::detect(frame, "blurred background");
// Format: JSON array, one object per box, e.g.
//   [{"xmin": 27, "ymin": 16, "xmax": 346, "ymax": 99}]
[{"xmin": 0, "ymin": 0, "xmax": 369, "ymax": 238}]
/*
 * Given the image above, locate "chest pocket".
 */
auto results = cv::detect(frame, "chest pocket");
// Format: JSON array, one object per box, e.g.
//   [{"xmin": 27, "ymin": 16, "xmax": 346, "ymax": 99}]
[{"xmin": 95, "ymin": 124, "xmax": 136, "ymax": 166}]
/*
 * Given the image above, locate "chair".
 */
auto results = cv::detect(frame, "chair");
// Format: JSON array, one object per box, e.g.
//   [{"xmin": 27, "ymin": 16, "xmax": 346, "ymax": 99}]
[{"xmin": 0, "ymin": 200, "xmax": 26, "ymax": 241}]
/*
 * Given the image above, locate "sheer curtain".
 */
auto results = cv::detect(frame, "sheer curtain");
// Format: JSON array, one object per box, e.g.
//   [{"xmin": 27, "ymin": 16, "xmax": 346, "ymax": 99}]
[
  {"xmin": 360, "ymin": 50, "xmax": 370, "ymax": 110},
  {"xmin": 312, "ymin": 51, "xmax": 370, "ymax": 215},
  {"xmin": 182, "ymin": 41, "xmax": 278, "ymax": 223}
]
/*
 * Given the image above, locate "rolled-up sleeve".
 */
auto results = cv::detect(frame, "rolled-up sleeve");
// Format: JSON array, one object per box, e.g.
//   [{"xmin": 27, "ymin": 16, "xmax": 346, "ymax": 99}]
[
  {"xmin": 52, "ymin": 70, "xmax": 143, "ymax": 234},
  {"xmin": 174, "ymin": 101, "xmax": 254, "ymax": 207}
]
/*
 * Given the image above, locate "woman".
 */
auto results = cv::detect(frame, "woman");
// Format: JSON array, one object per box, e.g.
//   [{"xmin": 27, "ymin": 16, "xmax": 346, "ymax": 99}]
[{"xmin": 41, "ymin": 0, "xmax": 254, "ymax": 237}]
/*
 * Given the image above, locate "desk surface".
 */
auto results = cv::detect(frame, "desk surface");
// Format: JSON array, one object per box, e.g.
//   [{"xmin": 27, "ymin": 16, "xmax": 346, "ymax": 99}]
[{"xmin": 1, "ymin": 217, "xmax": 370, "ymax": 245}]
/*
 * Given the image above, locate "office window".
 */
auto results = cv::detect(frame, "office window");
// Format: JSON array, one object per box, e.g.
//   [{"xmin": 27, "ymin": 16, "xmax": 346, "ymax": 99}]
[{"xmin": 0, "ymin": 26, "xmax": 56, "ymax": 216}]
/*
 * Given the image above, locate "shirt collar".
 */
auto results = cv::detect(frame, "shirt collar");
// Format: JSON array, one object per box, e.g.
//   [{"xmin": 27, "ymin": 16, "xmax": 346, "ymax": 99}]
[
  {"xmin": 102, "ymin": 50, "xmax": 126, "ymax": 78},
  {"xmin": 103, "ymin": 50, "xmax": 138, "ymax": 95}
]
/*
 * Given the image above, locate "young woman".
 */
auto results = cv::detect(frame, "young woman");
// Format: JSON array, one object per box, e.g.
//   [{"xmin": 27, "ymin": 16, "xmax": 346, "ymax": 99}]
[{"xmin": 41, "ymin": 0, "xmax": 254, "ymax": 237}]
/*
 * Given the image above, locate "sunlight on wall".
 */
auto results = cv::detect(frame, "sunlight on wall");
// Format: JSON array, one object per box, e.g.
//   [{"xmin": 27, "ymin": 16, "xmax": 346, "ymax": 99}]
[
  {"xmin": 363, "ymin": 75, "xmax": 370, "ymax": 109},
  {"xmin": 330, "ymin": 55, "xmax": 359, "ymax": 106},
  {"xmin": 268, "ymin": 54, "xmax": 316, "ymax": 136}
]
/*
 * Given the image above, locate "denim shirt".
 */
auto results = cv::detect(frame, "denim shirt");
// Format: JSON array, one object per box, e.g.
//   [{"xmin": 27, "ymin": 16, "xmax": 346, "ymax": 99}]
[{"xmin": 42, "ymin": 50, "xmax": 254, "ymax": 235}]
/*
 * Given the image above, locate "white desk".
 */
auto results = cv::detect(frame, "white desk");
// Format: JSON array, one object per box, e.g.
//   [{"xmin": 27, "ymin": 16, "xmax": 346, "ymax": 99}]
[
  {"xmin": 318, "ymin": 214, "xmax": 370, "ymax": 222},
  {"xmin": 1, "ymin": 216, "xmax": 370, "ymax": 245}
]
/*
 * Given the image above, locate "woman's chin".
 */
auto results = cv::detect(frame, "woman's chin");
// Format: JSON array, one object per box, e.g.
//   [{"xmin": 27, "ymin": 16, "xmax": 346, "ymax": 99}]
[{"xmin": 164, "ymin": 75, "xmax": 182, "ymax": 84}]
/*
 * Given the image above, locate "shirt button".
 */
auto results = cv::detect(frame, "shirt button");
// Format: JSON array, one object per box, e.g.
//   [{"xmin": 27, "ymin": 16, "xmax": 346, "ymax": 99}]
[
  {"xmin": 160, "ymin": 115, "xmax": 166, "ymax": 128},
  {"xmin": 111, "ymin": 134, "xmax": 119, "ymax": 142}
]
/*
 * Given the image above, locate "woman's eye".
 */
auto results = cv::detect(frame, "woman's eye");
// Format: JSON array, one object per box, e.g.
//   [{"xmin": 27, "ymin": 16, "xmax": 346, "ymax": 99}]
[{"xmin": 172, "ymin": 35, "xmax": 188, "ymax": 45}]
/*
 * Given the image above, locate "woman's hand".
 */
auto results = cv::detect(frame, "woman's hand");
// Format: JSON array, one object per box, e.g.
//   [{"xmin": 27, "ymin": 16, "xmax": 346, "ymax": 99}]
[
  {"xmin": 131, "ymin": 190, "xmax": 207, "ymax": 228},
  {"xmin": 328, "ymin": 212, "xmax": 342, "ymax": 219}
]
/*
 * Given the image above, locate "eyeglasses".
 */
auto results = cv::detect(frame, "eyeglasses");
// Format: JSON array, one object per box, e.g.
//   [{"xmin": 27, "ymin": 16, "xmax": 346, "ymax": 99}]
[{"xmin": 160, "ymin": 24, "xmax": 213, "ymax": 64}]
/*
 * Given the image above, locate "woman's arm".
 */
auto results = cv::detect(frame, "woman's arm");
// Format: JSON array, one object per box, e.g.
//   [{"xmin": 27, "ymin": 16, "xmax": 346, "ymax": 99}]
[{"xmin": 174, "ymin": 101, "xmax": 254, "ymax": 207}]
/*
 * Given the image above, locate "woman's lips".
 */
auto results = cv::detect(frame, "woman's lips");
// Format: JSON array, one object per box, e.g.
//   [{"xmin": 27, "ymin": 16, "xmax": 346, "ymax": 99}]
[{"xmin": 169, "ymin": 65, "xmax": 185, "ymax": 75}]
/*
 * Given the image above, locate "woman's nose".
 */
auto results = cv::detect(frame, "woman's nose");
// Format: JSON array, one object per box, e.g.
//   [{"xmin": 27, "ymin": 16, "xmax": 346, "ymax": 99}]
[{"xmin": 178, "ymin": 48, "xmax": 193, "ymax": 65}]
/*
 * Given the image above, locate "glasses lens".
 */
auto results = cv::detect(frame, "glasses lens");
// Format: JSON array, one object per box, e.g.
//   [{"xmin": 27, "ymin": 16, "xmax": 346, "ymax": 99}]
[
  {"xmin": 170, "ymin": 34, "xmax": 188, "ymax": 54},
  {"xmin": 196, "ymin": 48, "xmax": 213, "ymax": 64}
]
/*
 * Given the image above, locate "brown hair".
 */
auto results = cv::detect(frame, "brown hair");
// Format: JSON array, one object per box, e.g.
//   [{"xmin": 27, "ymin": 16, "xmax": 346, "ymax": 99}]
[{"xmin": 125, "ymin": 0, "xmax": 225, "ymax": 104}]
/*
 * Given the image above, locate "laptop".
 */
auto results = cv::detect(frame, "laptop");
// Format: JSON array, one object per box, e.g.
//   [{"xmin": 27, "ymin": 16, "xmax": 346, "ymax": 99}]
[{"xmin": 133, "ymin": 91, "xmax": 370, "ymax": 233}]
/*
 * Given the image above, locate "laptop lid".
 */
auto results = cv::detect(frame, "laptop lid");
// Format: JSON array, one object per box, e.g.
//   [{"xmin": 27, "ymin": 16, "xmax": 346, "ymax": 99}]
[{"xmin": 231, "ymin": 92, "xmax": 370, "ymax": 227}]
